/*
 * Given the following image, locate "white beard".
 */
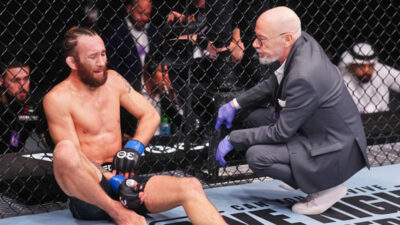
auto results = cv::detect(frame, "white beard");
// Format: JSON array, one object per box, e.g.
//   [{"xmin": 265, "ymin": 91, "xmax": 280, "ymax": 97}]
[
  {"xmin": 258, "ymin": 53, "xmax": 279, "ymax": 65},
  {"xmin": 258, "ymin": 55, "xmax": 278, "ymax": 65}
]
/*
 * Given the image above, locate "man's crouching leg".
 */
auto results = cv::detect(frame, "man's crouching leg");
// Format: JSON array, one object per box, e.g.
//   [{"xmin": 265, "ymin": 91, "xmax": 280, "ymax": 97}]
[{"xmin": 143, "ymin": 175, "xmax": 227, "ymax": 225}]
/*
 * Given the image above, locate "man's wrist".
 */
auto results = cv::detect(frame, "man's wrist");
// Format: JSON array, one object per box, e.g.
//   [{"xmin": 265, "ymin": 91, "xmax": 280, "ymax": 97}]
[
  {"xmin": 225, "ymin": 135, "xmax": 234, "ymax": 149},
  {"xmin": 109, "ymin": 175, "xmax": 126, "ymax": 193},
  {"xmin": 227, "ymin": 135, "xmax": 231, "ymax": 141},
  {"xmin": 124, "ymin": 140, "xmax": 145, "ymax": 155},
  {"xmin": 231, "ymin": 98, "xmax": 241, "ymax": 109}
]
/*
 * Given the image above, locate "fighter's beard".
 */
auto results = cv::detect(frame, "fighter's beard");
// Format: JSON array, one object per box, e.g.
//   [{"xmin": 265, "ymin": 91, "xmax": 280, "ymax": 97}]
[{"xmin": 77, "ymin": 63, "xmax": 108, "ymax": 88}]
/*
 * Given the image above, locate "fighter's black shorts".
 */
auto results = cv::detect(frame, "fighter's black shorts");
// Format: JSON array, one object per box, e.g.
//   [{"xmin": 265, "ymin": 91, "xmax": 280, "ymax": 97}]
[{"xmin": 68, "ymin": 163, "xmax": 151, "ymax": 220}]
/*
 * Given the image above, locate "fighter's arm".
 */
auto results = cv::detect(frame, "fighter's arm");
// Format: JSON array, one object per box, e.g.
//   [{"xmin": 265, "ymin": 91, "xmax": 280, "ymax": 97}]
[
  {"xmin": 116, "ymin": 72, "xmax": 160, "ymax": 146},
  {"xmin": 43, "ymin": 91, "xmax": 80, "ymax": 148}
]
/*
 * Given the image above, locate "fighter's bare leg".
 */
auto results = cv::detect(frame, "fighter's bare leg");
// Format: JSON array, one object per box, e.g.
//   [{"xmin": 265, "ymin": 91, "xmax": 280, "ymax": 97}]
[
  {"xmin": 142, "ymin": 175, "xmax": 227, "ymax": 225},
  {"xmin": 53, "ymin": 140, "xmax": 146, "ymax": 225}
]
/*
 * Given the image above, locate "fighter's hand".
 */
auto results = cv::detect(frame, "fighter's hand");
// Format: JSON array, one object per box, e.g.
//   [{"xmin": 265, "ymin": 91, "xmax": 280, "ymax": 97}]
[
  {"xmin": 216, "ymin": 135, "xmax": 234, "ymax": 166},
  {"xmin": 118, "ymin": 179, "xmax": 145, "ymax": 210},
  {"xmin": 215, "ymin": 101, "xmax": 237, "ymax": 130},
  {"xmin": 112, "ymin": 140, "xmax": 144, "ymax": 178}
]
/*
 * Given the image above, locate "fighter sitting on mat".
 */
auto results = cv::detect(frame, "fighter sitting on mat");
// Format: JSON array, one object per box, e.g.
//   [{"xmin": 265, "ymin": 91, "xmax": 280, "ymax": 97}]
[{"xmin": 43, "ymin": 27, "xmax": 227, "ymax": 225}]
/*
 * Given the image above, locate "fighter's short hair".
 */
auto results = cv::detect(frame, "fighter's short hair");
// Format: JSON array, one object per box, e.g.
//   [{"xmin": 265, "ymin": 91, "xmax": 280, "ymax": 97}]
[{"xmin": 63, "ymin": 26, "xmax": 98, "ymax": 57}]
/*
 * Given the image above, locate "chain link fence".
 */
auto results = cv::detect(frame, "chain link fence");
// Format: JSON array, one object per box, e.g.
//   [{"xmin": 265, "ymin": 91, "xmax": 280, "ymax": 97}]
[{"xmin": 1, "ymin": 0, "xmax": 399, "ymax": 218}]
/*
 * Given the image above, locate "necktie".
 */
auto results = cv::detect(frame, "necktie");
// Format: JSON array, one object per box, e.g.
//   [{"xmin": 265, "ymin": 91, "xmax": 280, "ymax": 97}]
[{"xmin": 136, "ymin": 45, "xmax": 146, "ymax": 57}]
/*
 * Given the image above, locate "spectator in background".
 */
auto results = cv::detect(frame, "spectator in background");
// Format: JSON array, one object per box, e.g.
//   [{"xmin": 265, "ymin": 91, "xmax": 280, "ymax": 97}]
[
  {"xmin": 162, "ymin": 0, "xmax": 246, "ymax": 87},
  {"xmin": 160, "ymin": 0, "xmax": 270, "ymax": 68},
  {"xmin": 232, "ymin": 0, "xmax": 272, "ymax": 89},
  {"xmin": 103, "ymin": 0, "xmax": 175, "ymax": 136},
  {"xmin": 103, "ymin": 0, "xmax": 160, "ymax": 92},
  {"xmin": 161, "ymin": 0, "xmax": 253, "ymax": 142},
  {"xmin": 142, "ymin": 54, "xmax": 182, "ymax": 135},
  {"xmin": 0, "ymin": 60, "xmax": 47, "ymax": 154},
  {"xmin": 338, "ymin": 42, "xmax": 400, "ymax": 113},
  {"xmin": 165, "ymin": 0, "xmax": 244, "ymax": 62},
  {"xmin": 204, "ymin": 0, "xmax": 271, "ymax": 89}
]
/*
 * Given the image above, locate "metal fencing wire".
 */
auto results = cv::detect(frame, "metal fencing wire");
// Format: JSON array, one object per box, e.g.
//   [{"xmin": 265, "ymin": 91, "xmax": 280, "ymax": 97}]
[{"xmin": 1, "ymin": 0, "xmax": 399, "ymax": 218}]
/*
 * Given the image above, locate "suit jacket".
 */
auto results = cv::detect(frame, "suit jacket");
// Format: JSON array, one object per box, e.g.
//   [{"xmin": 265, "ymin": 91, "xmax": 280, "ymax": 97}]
[
  {"xmin": 230, "ymin": 32, "xmax": 369, "ymax": 193},
  {"xmin": 102, "ymin": 18, "xmax": 161, "ymax": 92}
]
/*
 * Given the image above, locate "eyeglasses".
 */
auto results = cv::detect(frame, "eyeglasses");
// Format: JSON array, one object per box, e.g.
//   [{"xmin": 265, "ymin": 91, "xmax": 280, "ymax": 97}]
[{"xmin": 255, "ymin": 32, "xmax": 291, "ymax": 47}]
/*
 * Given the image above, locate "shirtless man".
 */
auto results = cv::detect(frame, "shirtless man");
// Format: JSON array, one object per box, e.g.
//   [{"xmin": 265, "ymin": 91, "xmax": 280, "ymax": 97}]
[{"xmin": 43, "ymin": 27, "xmax": 226, "ymax": 225}]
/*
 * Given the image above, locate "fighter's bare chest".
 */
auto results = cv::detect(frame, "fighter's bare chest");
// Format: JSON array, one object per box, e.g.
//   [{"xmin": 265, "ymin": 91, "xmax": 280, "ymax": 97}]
[{"xmin": 70, "ymin": 94, "xmax": 120, "ymax": 134}]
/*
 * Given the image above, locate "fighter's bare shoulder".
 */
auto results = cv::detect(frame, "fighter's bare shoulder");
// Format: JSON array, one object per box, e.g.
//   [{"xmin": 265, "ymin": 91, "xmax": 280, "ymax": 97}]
[
  {"xmin": 106, "ymin": 69, "xmax": 136, "ymax": 93},
  {"xmin": 106, "ymin": 69, "xmax": 123, "ymax": 83},
  {"xmin": 44, "ymin": 79, "xmax": 74, "ymax": 106}
]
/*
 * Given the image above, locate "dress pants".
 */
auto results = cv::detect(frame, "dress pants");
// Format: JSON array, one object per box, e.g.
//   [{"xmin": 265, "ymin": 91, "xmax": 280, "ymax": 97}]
[{"xmin": 242, "ymin": 107, "xmax": 299, "ymax": 189}]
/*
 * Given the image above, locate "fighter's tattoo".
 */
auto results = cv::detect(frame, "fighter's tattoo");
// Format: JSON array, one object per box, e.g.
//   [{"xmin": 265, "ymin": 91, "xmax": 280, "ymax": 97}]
[{"xmin": 117, "ymin": 73, "xmax": 132, "ymax": 93}]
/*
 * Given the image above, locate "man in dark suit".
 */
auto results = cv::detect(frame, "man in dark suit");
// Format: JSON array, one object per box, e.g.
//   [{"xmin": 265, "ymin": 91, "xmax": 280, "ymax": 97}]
[
  {"xmin": 214, "ymin": 6, "xmax": 369, "ymax": 215},
  {"xmin": 102, "ymin": 0, "xmax": 161, "ymax": 92},
  {"xmin": 102, "ymin": 0, "xmax": 169, "ymax": 136}
]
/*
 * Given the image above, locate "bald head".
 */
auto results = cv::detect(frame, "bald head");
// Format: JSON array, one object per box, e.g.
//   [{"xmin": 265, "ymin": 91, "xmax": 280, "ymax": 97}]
[
  {"xmin": 253, "ymin": 7, "xmax": 302, "ymax": 64},
  {"xmin": 257, "ymin": 6, "xmax": 301, "ymax": 39}
]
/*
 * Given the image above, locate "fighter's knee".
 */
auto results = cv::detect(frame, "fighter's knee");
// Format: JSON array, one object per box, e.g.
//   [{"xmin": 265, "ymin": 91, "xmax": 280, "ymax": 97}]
[
  {"xmin": 53, "ymin": 140, "xmax": 79, "ymax": 168},
  {"xmin": 181, "ymin": 177, "xmax": 203, "ymax": 195}
]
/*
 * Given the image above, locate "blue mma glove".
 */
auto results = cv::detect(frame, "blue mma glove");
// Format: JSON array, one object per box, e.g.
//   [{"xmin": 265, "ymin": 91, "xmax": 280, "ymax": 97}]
[
  {"xmin": 109, "ymin": 175, "xmax": 145, "ymax": 210},
  {"xmin": 112, "ymin": 140, "xmax": 144, "ymax": 175},
  {"xmin": 109, "ymin": 175, "xmax": 126, "ymax": 193}
]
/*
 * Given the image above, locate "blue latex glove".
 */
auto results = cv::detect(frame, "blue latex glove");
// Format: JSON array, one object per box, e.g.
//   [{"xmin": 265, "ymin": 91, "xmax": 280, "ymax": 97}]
[
  {"xmin": 216, "ymin": 135, "xmax": 234, "ymax": 166},
  {"xmin": 215, "ymin": 102, "xmax": 237, "ymax": 130}
]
